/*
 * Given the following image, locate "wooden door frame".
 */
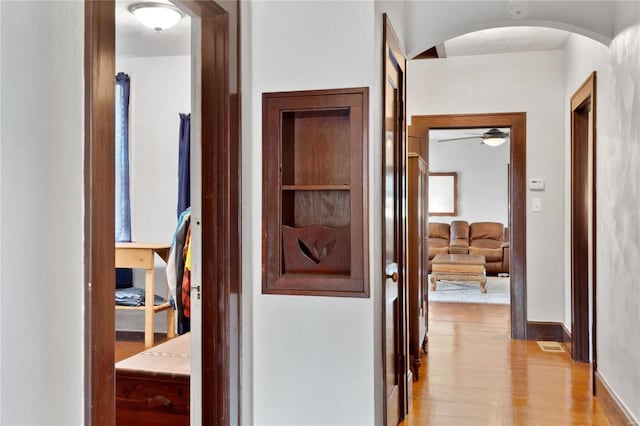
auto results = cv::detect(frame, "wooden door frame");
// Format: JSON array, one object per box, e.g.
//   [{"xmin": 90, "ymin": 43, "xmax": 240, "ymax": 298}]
[
  {"xmin": 570, "ymin": 72, "xmax": 597, "ymax": 368},
  {"xmin": 382, "ymin": 13, "xmax": 408, "ymax": 425},
  {"xmin": 409, "ymin": 112, "xmax": 527, "ymax": 339},
  {"xmin": 84, "ymin": 1, "xmax": 241, "ymax": 423}
]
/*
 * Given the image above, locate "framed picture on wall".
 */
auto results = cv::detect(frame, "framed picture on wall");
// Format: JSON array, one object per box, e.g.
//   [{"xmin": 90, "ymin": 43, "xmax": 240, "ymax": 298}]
[{"xmin": 429, "ymin": 172, "xmax": 458, "ymax": 216}]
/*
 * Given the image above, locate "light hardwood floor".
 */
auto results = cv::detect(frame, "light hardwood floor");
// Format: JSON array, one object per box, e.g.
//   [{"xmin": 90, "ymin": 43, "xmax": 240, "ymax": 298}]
[{"xmin": 402, "ymin": 302, "xmax": 611, "ymax": 425}]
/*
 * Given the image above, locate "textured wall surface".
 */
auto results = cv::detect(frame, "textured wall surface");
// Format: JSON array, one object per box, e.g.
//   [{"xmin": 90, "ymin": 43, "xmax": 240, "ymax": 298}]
[
  {"xmin": 563, "ymin": 2, "xmax": 640, "ymax": 419},
  {"xmin": 596, "ymin": 11, "xmax": 640, "ymax": 420}
]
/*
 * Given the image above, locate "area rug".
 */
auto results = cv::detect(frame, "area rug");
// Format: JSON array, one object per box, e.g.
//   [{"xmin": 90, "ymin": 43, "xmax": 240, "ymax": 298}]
[{"xmin": 428, "ymin": 275, "xmax": 510, "ymax": 304}]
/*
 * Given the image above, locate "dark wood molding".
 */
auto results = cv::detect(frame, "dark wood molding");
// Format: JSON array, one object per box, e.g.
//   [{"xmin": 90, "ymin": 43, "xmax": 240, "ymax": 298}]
[
  {"xmin": 409, "ymin": 112, "xmax": 527, "ymax": 339},
  {"xmin": 413, "ymin": 46, "xmax": 439, "ymax": 60},
  {"xmin": 526, "ymin": 321, "xmax": 571, "ymax": 342},
  {"xmin": 84, "ymin": 1, "xmax": 116, "ymax": 423},
  {"xmin": 198, "ymin": 8, "xmax": 241, "ymax": 426},
  {"xmin": 86, "ymin": 1, "xmax": 241, "ymax": 424},
  {"xmin": 383, "ymin": 13, "xmax": 408, "ymax": 425},
  {"xmin": 595, "ymin": 371, "xmax": 639, "ymax": 426},
  {"xmin": 570, "ymin": 71, "xmax": 597, "ymax": 365}
]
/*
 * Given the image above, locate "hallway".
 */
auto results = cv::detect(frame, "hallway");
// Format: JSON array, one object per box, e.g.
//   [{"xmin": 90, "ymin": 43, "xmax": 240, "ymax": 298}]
[{"xmin": 402, "ymin": 303, "xmax": 610, "ymax": 425}]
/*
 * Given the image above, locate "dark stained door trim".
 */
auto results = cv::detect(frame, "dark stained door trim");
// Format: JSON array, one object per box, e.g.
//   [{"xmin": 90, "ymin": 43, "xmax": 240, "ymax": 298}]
[
  {"xmin": 570, "ymin": 72, "xmax": 597, "ymax": 368},
  {"xmin": 84, "ymin": 1, "xmax": 116, "ymax": 423},
  {"xmin": 84, "ymin": 1, "xmax": 241, "ymax": 423},
  {"xmin": 382, "ymin": 13, "xmax": 408, "ymax": 424},
  {"xmin": 409, "ymin": 112, "xmax": 527, "ymax": 339}
]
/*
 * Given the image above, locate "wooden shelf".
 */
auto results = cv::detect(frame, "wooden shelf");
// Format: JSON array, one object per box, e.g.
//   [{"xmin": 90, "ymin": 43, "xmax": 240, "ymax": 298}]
[
  {"xmin": 262, "ymin": 87, "xmax": 369, "ymax": 298},
  {"xmin": 281, "ymin": 184, "xmax": 350, "ymax": 191}
]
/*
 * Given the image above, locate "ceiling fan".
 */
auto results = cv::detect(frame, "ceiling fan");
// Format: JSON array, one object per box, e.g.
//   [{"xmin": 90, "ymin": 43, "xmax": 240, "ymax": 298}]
[{"xmin": 437, "ymin": 128, "xmax": 509, "ymax": 147}]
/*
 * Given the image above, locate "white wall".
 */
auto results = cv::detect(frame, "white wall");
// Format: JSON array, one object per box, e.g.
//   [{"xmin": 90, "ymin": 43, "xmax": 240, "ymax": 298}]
[
  {"xmin": 244, "ymin": 1, "xmax": 377, "ymax": 424},
  {"xmin": 408, "ymin": 50, "xmax": 566, "ymax": 322},
  {"xmin": 561, "ymin": 35, "xmax": 609, "ymax": 332},
  {"xmin": 562, "ymin": 2, "xmax": 640, "ymax": 420},
  {"xmin": 114, "ymin": 55, "xmax": 191, "ymax": 332},
  {"xmin": 429, "ymin": 138, "xmax": 509, "ymax": 224},
  {"xmin": 0, "ymin": 1, "xmax": 84, "ymax": 424}
]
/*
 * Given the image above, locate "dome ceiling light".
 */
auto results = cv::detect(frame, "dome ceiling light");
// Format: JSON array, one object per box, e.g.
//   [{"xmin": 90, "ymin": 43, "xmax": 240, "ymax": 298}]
[
  {"xmin": 482, "ymin": 128, "xmax": 508, "ymax": 147},
  {"xmin": 128, "ymin": 2, "xmax": 184, "ymax": 32}
]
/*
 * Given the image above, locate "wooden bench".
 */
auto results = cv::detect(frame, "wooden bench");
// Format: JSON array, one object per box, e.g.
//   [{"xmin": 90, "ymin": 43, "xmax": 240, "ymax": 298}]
[{"xmin": 116, "ymin": 333, "xmax": 190, "ymax": 425}]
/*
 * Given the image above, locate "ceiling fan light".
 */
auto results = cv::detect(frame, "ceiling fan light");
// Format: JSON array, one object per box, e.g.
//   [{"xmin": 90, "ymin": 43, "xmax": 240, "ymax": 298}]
[
  {"xmin": 129, "ymin": 3, "xmax": 183, "ymax": 32},
  {"xmin": 483, "ymin": 137, "xmax": 506, "ymax": 147},
  {"xmin": 483, "ymin": 128, "xmax": 508, "ymax": 147}
]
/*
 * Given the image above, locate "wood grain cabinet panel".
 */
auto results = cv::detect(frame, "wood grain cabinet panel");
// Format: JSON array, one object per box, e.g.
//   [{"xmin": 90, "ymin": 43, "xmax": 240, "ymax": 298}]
[
  {"xmin": 262, "ymin": 87, "xmax": 369, "ymax": 297},
  {"xmin": 408, "ymin": 143, "xmax": 429, "ymax": 380}
]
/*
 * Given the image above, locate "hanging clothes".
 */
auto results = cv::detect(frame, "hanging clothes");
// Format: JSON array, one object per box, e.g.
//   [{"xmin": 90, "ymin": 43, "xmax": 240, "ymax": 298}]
[
  {"xmin": 167, "ymin": 207, "xmax": 191, "ymax": 334},
  {"xmin": 181, "ymin": 227, "xmax": 192, "ymax": 319}
]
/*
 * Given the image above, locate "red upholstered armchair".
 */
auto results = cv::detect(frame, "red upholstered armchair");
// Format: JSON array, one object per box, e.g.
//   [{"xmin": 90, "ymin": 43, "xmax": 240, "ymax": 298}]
[{"xmin": 468, "ymin": 222, "xmax": 510, "ymax": 275}]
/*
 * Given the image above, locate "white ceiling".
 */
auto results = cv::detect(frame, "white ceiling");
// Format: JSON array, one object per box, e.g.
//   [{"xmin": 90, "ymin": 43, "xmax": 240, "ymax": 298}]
[
  {"xmin": 116, "ymin": 0, "xmax": 191, "ymax": 58},
  {"xmin": 116, "ymin": 6, "xmax": 571, "ymax": 60},
  {"xmin": 444, "ymin": 26, "xmax": 572, "ymax": 57}
]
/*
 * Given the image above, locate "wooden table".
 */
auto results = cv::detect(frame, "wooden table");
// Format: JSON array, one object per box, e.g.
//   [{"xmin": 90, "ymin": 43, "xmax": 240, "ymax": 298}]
[
  {"xmin": 116, "ymin": 243, "xmax": 175, "ymax": 347},
  {"xmin": 430, "ymin": 254, "xmax": 487, "ymax": 293}
]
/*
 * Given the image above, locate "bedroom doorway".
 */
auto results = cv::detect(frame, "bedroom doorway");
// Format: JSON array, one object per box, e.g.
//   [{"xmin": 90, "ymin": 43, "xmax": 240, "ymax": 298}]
[
  {"xmin": 570, "ymin": 72, "xmax": 597, "ymax": 368},
  {"xmin": 409, "ymin": 112, "xmax": 527, "ymax": 339},
  {"xmin": 84, "ymin": 1, "xmax": 241, "ymax": 424}
]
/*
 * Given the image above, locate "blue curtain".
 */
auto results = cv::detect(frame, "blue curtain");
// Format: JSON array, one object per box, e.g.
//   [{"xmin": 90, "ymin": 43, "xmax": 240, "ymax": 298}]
[
  {"xmin": 115, "ymin": 72, "xmax": 132, "ymax": 288},
  {"xmin": 177, "ymin": 113, "xmax": 191, "ymax": 217}
]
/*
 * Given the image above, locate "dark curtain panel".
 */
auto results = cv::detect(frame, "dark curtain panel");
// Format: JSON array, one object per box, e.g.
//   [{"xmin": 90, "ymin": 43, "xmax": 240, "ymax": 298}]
[
  {"xmin": 115, "ymin": 72, "xmax": 132, "ymax": 288},
  {"xmin": 177, "ymin": 113, "xmax": 191, "ymax": 218}
]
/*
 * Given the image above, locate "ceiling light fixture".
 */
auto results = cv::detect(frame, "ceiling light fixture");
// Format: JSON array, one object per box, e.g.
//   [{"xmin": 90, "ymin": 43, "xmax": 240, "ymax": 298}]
[
  {"xmin": 128, "ymin": 2, "xmax": 184, "ymax": 32},
  {"xmin": 483, "ymin": 128, "xmax": 508, "ymax": 147}
]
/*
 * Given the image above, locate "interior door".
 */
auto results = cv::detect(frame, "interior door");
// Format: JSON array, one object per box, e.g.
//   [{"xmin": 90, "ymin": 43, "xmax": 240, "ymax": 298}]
[
  {"xmin": 382, "ymin": 14, "xmax": 407, "ymax": 426},
  {"xmin": 570, "ymin": 72, "xmax": 597, "ymax": 366},
  {"xmin": 419, "ymin": 155, "xmax": 429, "ymax": 353}
]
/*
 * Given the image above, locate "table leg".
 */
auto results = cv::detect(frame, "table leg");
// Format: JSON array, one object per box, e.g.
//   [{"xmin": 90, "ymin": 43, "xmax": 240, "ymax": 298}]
[
  {"xmin": 480, "ymin": 275, "xmax": 487, "ymax": 293},
  {"xmin": 166, "ymin": 286, "xmax": 175, "ymax": 338},
  {"xmin": 145, "ymin": 268, "xmax": 155, "ymax": 348},
  {"xmin": 430, "ymin": 273, "xmax": 437, "ymax": 291}
]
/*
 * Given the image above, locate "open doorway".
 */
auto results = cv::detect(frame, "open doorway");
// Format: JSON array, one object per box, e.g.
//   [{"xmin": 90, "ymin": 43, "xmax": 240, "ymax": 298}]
[
  {"xmin": 409, "ymin": 113, "xmax": 527, "ymax": 339},
  {"xmin": 570, "ymin": 72, "xmax": 597, "ymax": 367},
  {"xmin": 113, "ymin": 0, "xmax": 192, "ymax": 356},
  {"xmin": 427, "ymin": 127, "xmax": 511, "ymax": 305},
  {"xmin": 112, "ymin": 2, "xmax": 193, "ymax": 423},
  {"xmin": 84, "ymin": 1, "xmax": 241, "ymax": 424}
]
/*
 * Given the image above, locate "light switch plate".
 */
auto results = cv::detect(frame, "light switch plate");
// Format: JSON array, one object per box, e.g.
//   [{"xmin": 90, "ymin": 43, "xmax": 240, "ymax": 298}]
[{"xmin": 532, "ymin": 197, "xmax": 542, "ymax": 212}]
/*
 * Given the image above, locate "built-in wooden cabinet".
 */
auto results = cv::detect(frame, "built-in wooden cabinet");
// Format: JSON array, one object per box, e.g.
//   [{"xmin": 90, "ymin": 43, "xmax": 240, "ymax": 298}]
[
  {"xmin": 408, "ymin": 135, "xmax": 429, "ymax": 379},
  {"xmin": 262, "ymin": 87, "xmax": 369, "ymax": 297}
]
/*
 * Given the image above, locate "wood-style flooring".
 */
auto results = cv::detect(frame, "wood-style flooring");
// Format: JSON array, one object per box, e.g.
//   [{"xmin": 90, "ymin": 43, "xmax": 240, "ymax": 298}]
[
  {"xmin": 115, "ymin": 332, "xmax": 168, "ymax": 362},
  {"xmin": 402, "ymin": 302, "xmax": 611, "ymax": 425}
]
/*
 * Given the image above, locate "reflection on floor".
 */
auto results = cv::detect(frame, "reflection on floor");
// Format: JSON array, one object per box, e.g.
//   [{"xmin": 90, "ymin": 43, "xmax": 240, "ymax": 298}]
[{"xmin": 402, "ymin": 302, "xmax": 610, "ymax": 425}]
